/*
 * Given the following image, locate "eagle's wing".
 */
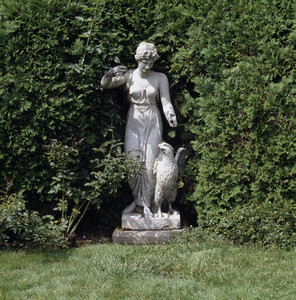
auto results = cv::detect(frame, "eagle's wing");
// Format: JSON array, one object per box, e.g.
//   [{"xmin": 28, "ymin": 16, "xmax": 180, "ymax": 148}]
[{"xmin": 153, "ymin": 150, "xmax": 163, "ymax": 177}]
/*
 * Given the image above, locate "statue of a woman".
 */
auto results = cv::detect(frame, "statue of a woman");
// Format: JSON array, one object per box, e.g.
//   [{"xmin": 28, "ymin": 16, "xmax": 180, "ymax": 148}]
[{"xmin": 101, "ymin": 42, "xmax": 177, "ymax": 217}]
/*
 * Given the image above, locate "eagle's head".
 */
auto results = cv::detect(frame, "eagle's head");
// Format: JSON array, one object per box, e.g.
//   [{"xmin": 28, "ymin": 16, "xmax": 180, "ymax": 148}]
[{"xmin": 158, "ymin": 142, "xmax": 174, "ymax": 156}]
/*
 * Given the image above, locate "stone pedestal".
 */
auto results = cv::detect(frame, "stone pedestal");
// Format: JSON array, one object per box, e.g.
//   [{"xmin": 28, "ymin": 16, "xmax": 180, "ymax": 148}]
[
  {"xmin": 112, "ymin": 211, "xmax": 182, "ymax": 245},
  {"xmin": 122, "ymin": 212, "xmax": 181, "ymax": 230},
  {"xmin": 112, "ymin": 228, "xmax": 183, "ymax": 245}
]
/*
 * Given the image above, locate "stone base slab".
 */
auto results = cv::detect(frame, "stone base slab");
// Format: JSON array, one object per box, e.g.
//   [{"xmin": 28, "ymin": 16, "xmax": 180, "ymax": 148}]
[
  {"xmin": 112, "ymin": 228, "xmax": 183, "ymax": 245},
  {"xmin": 121, "ymin": 212, "xmax": 181, "ymax": 230}
]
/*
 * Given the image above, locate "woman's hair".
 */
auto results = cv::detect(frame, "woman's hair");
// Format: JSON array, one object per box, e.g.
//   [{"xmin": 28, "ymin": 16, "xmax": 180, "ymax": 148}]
[{"xmin": 135, "ymin": 42, "xmax": 159, "ymax": 62}]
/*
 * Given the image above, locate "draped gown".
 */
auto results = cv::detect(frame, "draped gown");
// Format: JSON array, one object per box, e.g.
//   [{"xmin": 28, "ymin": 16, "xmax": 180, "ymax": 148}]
[{"xmin": 124, "ymin": 70, "xmax": 163, "ymax": 209}]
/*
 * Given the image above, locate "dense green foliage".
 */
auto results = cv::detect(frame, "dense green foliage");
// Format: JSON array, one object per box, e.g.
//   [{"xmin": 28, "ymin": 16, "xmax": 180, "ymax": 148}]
[
  {"xmin": 207, "ymin": 201, "xmax": 296, "ymax": 249},
  {"xmin": 0, "ymin": 0, "xmax": 129, "ymax": 200},
  {"xmin": 0, "ymin": 181, "xmax": 66, "ymax": 248},
  {"xmin": 1, "ymin": 0, "xmax": 296, "ymax": 247},
  {"xmin": 175, "ymin": 0, "xmax": 296, "ymax": 225},
  {"xmin": 45, "ymin": 138, "xmax": 140, "ymax": 236}
]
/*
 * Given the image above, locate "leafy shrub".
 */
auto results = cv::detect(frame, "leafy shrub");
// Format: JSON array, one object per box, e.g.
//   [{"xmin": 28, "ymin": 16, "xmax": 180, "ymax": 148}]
[
  {"xmin": 162, "ymin": 0, "xmax": 296, "ymax": 222},
  {"xmin": 44, "ymin": 138, "xmax": 140, "ymax": 236},
  {"xmin": 0, "ymin": 182, "xmax": 66, "ymax": 249},
  {"xmin": 0, "ymin": 0, "xmax": 134, "ymax": 204},
  {"xmin": 86, "ymin": 139, "xmax": 141, "ymax": 200},
  {"xmin": 198, "ymin": 201, "xmax": 296, "ymax": 249}
]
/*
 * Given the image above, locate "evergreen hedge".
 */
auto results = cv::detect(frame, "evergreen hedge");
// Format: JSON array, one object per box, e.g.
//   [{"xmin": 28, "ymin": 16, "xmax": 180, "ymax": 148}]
[
  {"xmin": 0, "ymin": 0, "xmax": 155, "ymax": 206},
  {"xmin": 172, "ymin": 0, "xmax": 296, "ymax": 224},
  {"xmin": 1, "ymin": 0, "xmax": 296, "ymax": 244}
]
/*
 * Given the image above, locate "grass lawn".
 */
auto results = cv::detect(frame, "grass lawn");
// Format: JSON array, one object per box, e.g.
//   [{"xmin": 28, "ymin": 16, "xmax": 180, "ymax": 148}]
[{"xmin": 0, "ymin": 234, "xmax": 295, "ymax": 300}]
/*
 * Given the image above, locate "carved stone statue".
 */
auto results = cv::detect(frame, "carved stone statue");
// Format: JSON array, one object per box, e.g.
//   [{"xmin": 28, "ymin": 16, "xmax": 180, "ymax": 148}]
[
  {"xmin": 101, "ymin": 42, "xmax": 177, "ymax": 218},
  {"xmin": 153, "ymin": 142, "xmax": 186, "ymax": 218}
]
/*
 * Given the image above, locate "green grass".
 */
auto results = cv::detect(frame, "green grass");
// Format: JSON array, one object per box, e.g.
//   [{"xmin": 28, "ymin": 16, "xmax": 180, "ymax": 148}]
[{"xmin": 0, "ymin": 236, "xmax": 295, "ymax": 300}]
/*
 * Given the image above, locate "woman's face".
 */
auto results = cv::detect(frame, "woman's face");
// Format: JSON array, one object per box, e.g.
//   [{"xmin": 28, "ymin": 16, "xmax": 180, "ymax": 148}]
[{"xmin": 138, "ymin": 59, "xmax": 154, "ymax": 73}]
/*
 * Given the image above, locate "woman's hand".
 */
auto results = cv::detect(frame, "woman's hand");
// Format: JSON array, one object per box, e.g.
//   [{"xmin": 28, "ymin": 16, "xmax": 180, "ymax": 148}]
[
  {"xmin": 168, "ymin": 113, "xmax": 177, "ymax": 127},
  {"xmin": 106, "ymin": 65, "xmax": 127, "ymax": 78},
  {"xmin": 101, "ymin": 66, "xmax": 128, "ymax": 89}
]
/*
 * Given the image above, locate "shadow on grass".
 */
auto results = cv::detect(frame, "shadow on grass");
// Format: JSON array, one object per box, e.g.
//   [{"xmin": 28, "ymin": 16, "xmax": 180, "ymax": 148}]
[{"xmin": 23, "ymin": 248, "xmax": 70, "ymax": 265}]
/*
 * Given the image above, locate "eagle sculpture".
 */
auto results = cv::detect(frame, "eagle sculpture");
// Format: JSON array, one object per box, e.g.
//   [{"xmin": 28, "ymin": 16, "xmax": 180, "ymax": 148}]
[{"xmin": 153, "ymin": 142, "xmax": 186, "ymax": 218}]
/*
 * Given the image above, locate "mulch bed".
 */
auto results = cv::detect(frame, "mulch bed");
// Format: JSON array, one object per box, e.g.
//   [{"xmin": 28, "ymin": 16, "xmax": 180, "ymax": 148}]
[{"xmin": 68, "ymin": 231, "xmax": 113, "ymax": 248}]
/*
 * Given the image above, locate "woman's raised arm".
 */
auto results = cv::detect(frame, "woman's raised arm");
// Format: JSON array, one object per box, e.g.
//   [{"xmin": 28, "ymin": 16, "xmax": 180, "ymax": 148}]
[{"xmin": 101, "ymin": 65, "xmax": 129, "ymax": 89}]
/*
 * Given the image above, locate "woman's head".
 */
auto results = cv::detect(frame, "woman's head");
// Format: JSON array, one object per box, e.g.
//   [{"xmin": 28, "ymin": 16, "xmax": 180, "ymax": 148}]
[{"xmin": 135, "ymin": 42, "xmax": 159, "ymax": 62}]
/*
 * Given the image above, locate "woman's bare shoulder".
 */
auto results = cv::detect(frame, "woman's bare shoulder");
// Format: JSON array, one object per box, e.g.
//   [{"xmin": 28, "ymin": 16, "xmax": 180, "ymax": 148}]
[{"xmin": 151, "ymin": 71, "xmax": 168, "ymax": 81}]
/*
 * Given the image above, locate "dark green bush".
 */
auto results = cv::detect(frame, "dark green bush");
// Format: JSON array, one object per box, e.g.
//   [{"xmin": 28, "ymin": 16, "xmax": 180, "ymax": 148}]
[
  {"xmin": 44, "ymin": 138, "xmax": 140, "ymax": 236},
  {"xmin": 170, "ymin": 0, "xmax": 296, "ymax": 221},
  {"xmin": 1, "ymin": 0, "xmax": 102, "ymax": 201},
  {"xmin": 201, "ymin": 201, "xmax": 296, "ymax": 249},
  {"xmin": 0, "ymin": 184, "xmax": 66, "ymax": 249}
]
